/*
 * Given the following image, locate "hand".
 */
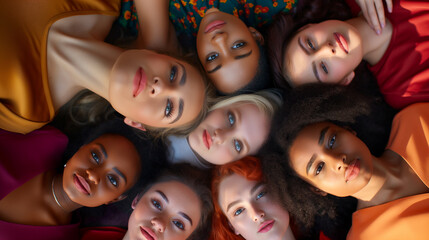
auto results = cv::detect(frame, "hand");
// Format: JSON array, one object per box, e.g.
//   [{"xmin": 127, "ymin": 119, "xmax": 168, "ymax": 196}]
[{"xmin": 355, "ymin": 0, "xmax": 393, "ymax": 35}]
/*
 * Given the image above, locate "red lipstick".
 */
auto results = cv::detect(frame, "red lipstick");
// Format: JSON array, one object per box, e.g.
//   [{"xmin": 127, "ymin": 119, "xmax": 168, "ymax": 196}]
[
  {"xmin": 133, "ymin": 67, "xmax": 147, "ymax": 97},
  {"xmin": 202, "ymin": 129, "xmax": 212, "ymax": 150},
  {"xmin": 140, "ymin": 226, "xmax": 157, "ymax": 240},
  {"xmin": 258, "ymin": 220, "xmax": 275, "ymax": 233},
  {"xmin": 204, "ymin": 20, "xmax": 226, "ymax": 33},
  {"xmin": 345, "ymin": 159, "xmax": 360, "ymax": 182},
  {"xmin": 74, "ymin": 174, "xmax": 91, "ymax": 195},
  {"xmin": 334, "ymin": 32, "xmax": 349, "ymax": 54}
]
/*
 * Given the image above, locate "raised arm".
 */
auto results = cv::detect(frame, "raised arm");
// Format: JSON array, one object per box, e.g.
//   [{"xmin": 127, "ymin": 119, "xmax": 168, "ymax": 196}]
[{"xmin": 133, "ymin": 0, "xmax": 180, "ymax": 55}]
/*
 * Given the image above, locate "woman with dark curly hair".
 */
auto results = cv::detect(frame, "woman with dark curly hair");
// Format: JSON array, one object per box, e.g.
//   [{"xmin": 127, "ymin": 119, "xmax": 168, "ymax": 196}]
[{"xmin": 261, "ymin": 84, "xmax": 429, "ymax": 240}]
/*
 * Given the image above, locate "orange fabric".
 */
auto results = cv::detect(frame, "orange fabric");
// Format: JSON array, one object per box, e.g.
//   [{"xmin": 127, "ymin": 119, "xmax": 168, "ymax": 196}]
[
  {"xmin": 0, "ymin": 0, "xmax": 120, "ymax": 134},
  {"xmin": 347, "ymin": 103, "xmax": 429, "ymax": 240}
]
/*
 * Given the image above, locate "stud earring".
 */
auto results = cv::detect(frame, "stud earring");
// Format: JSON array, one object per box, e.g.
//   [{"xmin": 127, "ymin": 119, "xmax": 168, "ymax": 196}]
[{"xmin": 64, "ymin": 163, "xmax": 67, "ymax": 168}]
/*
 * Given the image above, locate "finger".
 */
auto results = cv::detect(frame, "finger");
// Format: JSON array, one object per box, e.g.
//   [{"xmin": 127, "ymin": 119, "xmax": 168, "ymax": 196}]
[
  {"xmin": 385, "ymin": 0, "xmax": 393, "ymax": 13},
  {"xmin": 374, "ymin": 0, "xmax": 386, "ymax": 28},
  {"xmin": 359, "ymin": 1, "xmax": 373, "ymax": 29},
  {"xmin": 367, "ymin": 2, "xmax": 382, "ymax": 34}
]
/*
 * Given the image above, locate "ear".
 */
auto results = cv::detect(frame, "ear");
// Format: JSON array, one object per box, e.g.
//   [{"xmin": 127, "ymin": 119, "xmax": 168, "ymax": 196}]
[
  {"xmin": 124, "ymin": 117, "xmax": 146, "ymax": 131},
  {"xmin": 131, "ymin": 195, "xmax": 140, "ymax": 210},
  {"xmin": 105, "ymin": 195, "xmax": 127, "ymax": 205},
  {"xmin": 248, "ymin": 27, "xmax": 264, "ymax": 45},
  {"xmin": 310, "ymin": 186, "xmax": 328, "ymax": 196},
  {"xmin": 340, "ymin": 71, "xmax": 355, "ymax": 86},
  {"xmin": 228, "ymin": 221, "xmax": 240, "ymax": 235}
]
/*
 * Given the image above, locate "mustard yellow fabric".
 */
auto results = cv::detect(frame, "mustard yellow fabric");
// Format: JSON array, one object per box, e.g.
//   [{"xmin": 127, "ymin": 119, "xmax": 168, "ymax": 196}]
[
  {"xmin": 0, "ymin": 0, "xmax": 120, "ymax": 134},
  {"xmin": 347, "ymin": 102, "xmax": 429, "ymax": 240}
]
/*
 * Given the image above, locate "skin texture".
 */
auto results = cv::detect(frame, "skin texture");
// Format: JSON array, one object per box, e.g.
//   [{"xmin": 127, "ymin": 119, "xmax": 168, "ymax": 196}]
[
  {"xmin": 196, "ymin": 8, "xmax": 261, "ymax": 94},
  {"xmin": 289, "ymin": 122, "xmax": 373, "ymax": 197},
  {"xmin": 218, "ymin": 174, "xmax": 292, "ymax": 240},
  {"xmin": 283, "ymin": 20, "xmax": 363, "ymax": 86},
  {"xmin": 355, "ymin": 0, "xmax": 393, "ymax": 35},
  {"xmin": 188, "ymin": 103, "xmax": 270, "ymax": 165},
  {"xmin": 62, "ymin": 134, "xmax": 141, "ymax": 207},
  {"xmin": 125, "ymin": 181, "xmax": 201, "ymax": 240},
  {"xmin": 109, "ymin": 49, "xmax": 205, "ymax": 129}
]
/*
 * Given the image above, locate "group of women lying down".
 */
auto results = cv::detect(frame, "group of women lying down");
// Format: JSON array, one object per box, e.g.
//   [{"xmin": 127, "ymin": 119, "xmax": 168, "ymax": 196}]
[{"xmin": 0, "ymin": 0, "xmax": 428, "ymax": 239}]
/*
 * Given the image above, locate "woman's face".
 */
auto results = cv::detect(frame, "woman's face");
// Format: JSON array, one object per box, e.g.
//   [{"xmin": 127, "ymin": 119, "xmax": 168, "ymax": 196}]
[
  {"xmin": 289, "ymin": 122, "xmax": 373, "ymax": 197},
  {"xmin": 125, "ymin": 181, "xmax": 201, "ymax": 240},
  {"xmin": 196, "ymin": 8, "xmax": 261, "ymax": 94},
  {"xmin": 188, "ymin": 103, "xmax": 270, "ymax": 165},
  {"xmin": 283, "ymin": 20, "xmax": 362, "ymax": 86},
  {"xmin": 110, "ymin": 49, "xmax": 205, "ymax": 129},
  {"xmin": 63, "ymin": 134, "xmax": 141, "ymax": 207},
  {"xmin": 218, "ymin": 174, "xmax": 291, "ymax": 240}
]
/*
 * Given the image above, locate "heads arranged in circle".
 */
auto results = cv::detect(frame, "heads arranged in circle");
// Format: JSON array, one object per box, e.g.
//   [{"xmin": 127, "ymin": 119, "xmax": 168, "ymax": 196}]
[
  {"xmin": 211, "ymin": 156, "xmax": 295, "ymax": 240},
  {"xmin": 124, "ymin": 164, "xmax": 213, "ymax": 240}
]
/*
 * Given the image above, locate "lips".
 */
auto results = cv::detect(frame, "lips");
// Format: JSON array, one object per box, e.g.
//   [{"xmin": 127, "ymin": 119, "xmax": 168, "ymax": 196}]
[
  {"xmin": 202, "ymin": 130, "xmax": 212, "ymax": 150},
  {"xmin": 74, "ymin": 174, "xmax": 91, "ymax": 195},
  {"xmin": 334, "ymin": 32, "xmax": 349, "ymax": 54},
  {"xmin": 204, "ymin": 20, "xmax": 226, "ymax": 33},
  {"xmin": 345, "ymin": 159, "xmax": 360, "ymax": 182},
  {"xmin": 140, "ymin": 226, "xmax": 157, "ymax": 240},
  {"xmin": 133, "ymin": 67, "xmax": 147, "ymax": 98},
  {"xmin": 258, "ymin": 220, "xmax": 275, "ymax": 233}
]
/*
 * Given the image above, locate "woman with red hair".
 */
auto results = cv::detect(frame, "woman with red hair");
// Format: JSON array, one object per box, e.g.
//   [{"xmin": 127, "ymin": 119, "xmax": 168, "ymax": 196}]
[{"xmin": 210, "ymin": 156, "xmax": 297, "ymax": 240}]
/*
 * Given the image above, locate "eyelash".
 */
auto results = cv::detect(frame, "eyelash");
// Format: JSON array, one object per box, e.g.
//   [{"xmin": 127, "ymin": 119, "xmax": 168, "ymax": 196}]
[
  {"xmin": 227, "ymin": 112, "xmax": 243, "ymax": 153},
  {"xmin": 170, "ymin": 66, "xmax": 177, "ymax": 83},
  {"xmin": 165, "ymin": 99, "xmax": 175, "ymax": 118},
  {"xmin": 107, "ymin": 175, "xmax": 119, "ymax": 187},
  {"xmin": 321, "ymin": 62, "xmax": 328, "ymax": 74},
  {"xmin": 232, "ymin": 41, "xmax": 246, "ymax": 49},
  {"xmin": 328, "ymin": 135, "xmax": 336, "ymax": 149},
  {"xmin": 316, "ymin": 162, "xmax": 324, "ymax": 175},
  {"xmin": 307, "ymin": 38, "xmax": 316, "ymax": 51},
  {"xmin": 151, "ymin": 198, "xmax": 186, "ymax": 231},
  {"xmin": 233, "ymin": 189, "xmax": 266, "ymax": 216},
  {"xmin": 91, "ymin": 150, "xmax": 101, "ymax": 164},
  {"xmin": 206, "ymin": 52, "xmax": 219, "ymax": 62}
]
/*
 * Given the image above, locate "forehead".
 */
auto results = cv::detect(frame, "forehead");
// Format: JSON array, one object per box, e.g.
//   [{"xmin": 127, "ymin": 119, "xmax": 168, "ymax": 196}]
[
  {"xmin": 218, "ymin": 174, "xmax": 258, "ymax": 210},
  {"xmin": 237, "ymin": 103, "xmax": 269, "ymax": 153}
]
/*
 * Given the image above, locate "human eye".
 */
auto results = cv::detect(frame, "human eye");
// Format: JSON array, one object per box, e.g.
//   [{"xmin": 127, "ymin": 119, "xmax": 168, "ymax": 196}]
[
  {"xmin": 328, "ymin": 135, "xmax": 336, "ymax": 149},
  {"xmin": 233, "ymin": 139, "xmax": 242, "ymax": 153},
  {"xmin": 170, "ymin": 66, "xmax": 178, "ymax": 83},
  {"xmin": 234, "ymin": 208, "xmax": 244, "ymax": 216},
  {"xmin": 316, "ymin": 162, "xmax": 325, "ymax": 175},
  {"xmin": 165, "ymin": 99, "xmax": 174, "ymax": 118},
  {"xmin": 256, "ymin": 191, "xmax": 267, "ymax": 200},
  {"xmin": 232, "ymin": 41, "xmax": 246, "ymax": 49},
  {"xmin": 321, "ymin": 62, "xmax": 328, "ymax": 74},
  {"xmin": 173, "ymin": 220, "xmax": 185, "ymax": 230},
  {"xmin": 91, "ymin": 151, "xmax": 100, "ymax": 164},
  {"xmin": 107, "ymin": 175, "xmax": 118, "ymax": 187},
  {"xmin": 206, "ymin": 52, "xmax": 219, "ymax": 62},
  {"xmin": 307, "ymin": 38, "xmax": 316, "ymax": 50},
  {"xmin": 227, "ymin": 111, "xmax": 235, "ymax": 126},
  {"xmin": 151, "ymin": 199, "xmax": 162, "ymax": 210}
]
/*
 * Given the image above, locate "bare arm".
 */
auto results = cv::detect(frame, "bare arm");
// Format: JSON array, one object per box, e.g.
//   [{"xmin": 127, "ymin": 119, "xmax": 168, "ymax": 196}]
[{"xmin": 133, "ymin": 0, "xmax": 181, "ymax": 55}]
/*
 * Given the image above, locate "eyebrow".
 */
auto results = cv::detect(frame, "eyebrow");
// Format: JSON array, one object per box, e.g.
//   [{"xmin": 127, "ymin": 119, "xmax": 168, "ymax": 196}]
[
  {"xmin": 113, "ymin": 167, "xmax": 127, "ymax": 183},
  {"xmin": 306, "ymin": 126, "xmax": 329, "ymax": 175},
  {"xmin": 234, "ymin": 50, "xmax": 252, "ymax": 60},
  {"xmin": 177, "ymin": 62, "xmax": 187, "ymax": 86},
  {"xmin": 170, "ymin": 99, "xmax": 184, "ymax": 124},
  {"xmin": 207, "ymin": 65, "xmax": 222, "ymax": 74},
  {"xmin": 96, "ymin": 143, "xmax": 108, "ymax": 159},
  {"xmin": 156, "ymin": 190, "xmax": 193, "ymax": 226}
]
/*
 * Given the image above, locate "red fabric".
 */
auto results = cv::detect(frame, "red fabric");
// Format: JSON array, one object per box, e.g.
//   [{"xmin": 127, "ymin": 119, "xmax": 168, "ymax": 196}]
[
  {"xmin": 368, "ymin": 0, "xmax": 429, "ymax": 109},
  {"xmin": 319, "ymin": 231, "xmax": 332, "ymax": 240},
  {"xmin": 80, "ymin": 226, "xmax": 126, "ymax": 240}
]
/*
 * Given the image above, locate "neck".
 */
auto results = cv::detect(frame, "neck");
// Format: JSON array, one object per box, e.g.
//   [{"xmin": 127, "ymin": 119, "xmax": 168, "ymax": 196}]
[
  {"xmin": 346, "ymin": 15, "xmax": 392, "ymax": 65},
  {"xmin": 51, "ymin": 174, "xmax": 81, "ymax": 213},
  {"xmin": 284, "ymin": 225, "xmax": 296, "ymax": 240}
]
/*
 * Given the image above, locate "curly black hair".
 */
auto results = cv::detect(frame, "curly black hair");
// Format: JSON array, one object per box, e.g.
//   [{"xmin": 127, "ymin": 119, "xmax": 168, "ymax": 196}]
[{"xmin": 259, "ymin": 83, "xmax": 395, "ymax": 239}]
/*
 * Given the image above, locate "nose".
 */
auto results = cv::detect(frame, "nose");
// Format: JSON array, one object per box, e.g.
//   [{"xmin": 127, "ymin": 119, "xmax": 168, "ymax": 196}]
[
  {"xmin": 212, "ymin": 32, "xmax": 229, "ymax": 55},
  {"xmin": 318, "ymin": 41, "xmax": 336, "ymax": 55},
  {"xmin": 252, "ymin": 205, "xmax": 265, "ymax": 222},
  {"xmin": 328, "ymin": 153, "xmax": 346, "ymax": 172},
  {"xmin": 86, "ymin": 169, "xmax": 100, "ymax": 185},
  {"xmin": 213, "ymin": 128, "xmax": 230, "ymax": 145},
  {"xmin": 151, "ymin": 217, "xmax": 166, "ymax": 233}
]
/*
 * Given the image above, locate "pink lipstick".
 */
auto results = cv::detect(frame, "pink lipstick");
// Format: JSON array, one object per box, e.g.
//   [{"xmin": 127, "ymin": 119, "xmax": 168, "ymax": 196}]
[
  {"xmin": 204, "ymin": 20, "xmax": 226, "ymax": 33},
  {"xmin": 345, "ymin": 159, "xmax": 360, "ymax": 182},
  {"xmin": 334, "ymin": 32, "xmax": 349, "ymax": 54},
  {"xmin": 258, "ymin": 220, "xmax": 275, "ymax": 233},
  {"xmin": 140, "ymin": 226, "xmax": 157, "ymax": 240},
  {"xmin": 133, "ymin": 67, "xmax": 147, "ymax": 97},
  {"xmin": 74, "ymin": 174, "xmax": 91, "ymax": 195},
  {"xmin": 202, "ymin": 130, "xmax": 212, "ymax": 150}
]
